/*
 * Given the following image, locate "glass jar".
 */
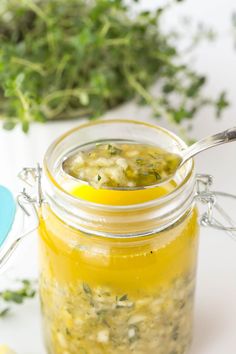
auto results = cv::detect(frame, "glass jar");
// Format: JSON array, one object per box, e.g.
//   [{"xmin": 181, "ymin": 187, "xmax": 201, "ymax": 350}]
[{"xmin": 38, "ymin": 120, "xmax": 199, "ymax": 354}]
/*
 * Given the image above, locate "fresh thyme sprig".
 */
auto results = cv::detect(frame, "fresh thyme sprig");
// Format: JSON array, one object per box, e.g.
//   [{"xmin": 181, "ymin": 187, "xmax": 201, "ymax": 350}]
[
  {"xmin": 0, "ymin": 0, "xmax": 229, "ymax": 132},
  {"xmin": 0, "ymin": 279, "xmax": 36, "ymax": 318}
]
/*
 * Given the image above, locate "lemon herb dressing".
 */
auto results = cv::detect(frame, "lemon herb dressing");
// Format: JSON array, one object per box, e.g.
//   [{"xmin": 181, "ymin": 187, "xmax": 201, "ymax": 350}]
[
  {"xmin": 39, "ymin": 137, "xmax": 199, "ymax": 354},
  {"xmin": 63, "ymin": 143, "xmax": 181, "ymax": 188}
]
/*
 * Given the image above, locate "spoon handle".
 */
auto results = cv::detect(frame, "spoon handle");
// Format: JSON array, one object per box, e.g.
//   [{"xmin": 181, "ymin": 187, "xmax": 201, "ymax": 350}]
[{"xmin": 181, "ymin": 127, "xmax": 236, "ymax": 165}]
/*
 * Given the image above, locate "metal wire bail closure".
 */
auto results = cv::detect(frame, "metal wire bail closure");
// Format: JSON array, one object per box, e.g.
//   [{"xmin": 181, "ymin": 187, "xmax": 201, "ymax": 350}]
[
  {"xmin": 196, "ymin": 174, "xmax": 236, "ymax": 240},
  {"xmin": 1, "ymin": 167, "xmax": 236, "ymax": 271},
  {"xmin": 18, "ymin": 164, "xmax": 43, "ymax": 207},
  {"xmin": 0, "ymin": 165, "xmax": 41, "ymax": 270}
]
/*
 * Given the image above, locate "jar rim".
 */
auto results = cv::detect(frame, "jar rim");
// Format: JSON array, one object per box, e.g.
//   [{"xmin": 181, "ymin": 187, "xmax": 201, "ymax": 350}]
[{"xmin": 43, "ymin": 119, "xmax": 195, "ymax": 211}]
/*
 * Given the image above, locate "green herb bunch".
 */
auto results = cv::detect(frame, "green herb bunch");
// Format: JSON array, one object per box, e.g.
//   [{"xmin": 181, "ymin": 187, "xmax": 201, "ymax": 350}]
[
  {"xmin": 0, "ymin": 0, "xmax": 229, "ymax": 132},
  {"xmin": 0, "ymin": 279, "xmax": 36, "ymax": 317}
]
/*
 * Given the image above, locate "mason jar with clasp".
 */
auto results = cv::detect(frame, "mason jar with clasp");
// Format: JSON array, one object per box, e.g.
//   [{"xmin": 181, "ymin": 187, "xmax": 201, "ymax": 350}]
[{"xmin": 0, "ymin": 120, "xmax": 235, "ymax": 354}]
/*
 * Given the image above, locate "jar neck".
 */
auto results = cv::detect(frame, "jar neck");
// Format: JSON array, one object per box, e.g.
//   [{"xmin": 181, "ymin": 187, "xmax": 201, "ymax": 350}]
[
  {"xmin": 42, "ymin": 167, "xmax": 196, "ymax": 238},
  {"xmin": 42, "ymin": 120, "xmax": 197, "ymax": 238}
]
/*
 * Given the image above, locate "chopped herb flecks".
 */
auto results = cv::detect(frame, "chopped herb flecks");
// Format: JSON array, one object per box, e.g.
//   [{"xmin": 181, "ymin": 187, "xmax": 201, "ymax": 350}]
[
  {"xmin": 119, "ymin": 294, "xmax": 128, "ymax": 301},
  {"xmin": 83, "ymin": 283, "xmax": 92, "ymax": 295},
  {"xmin": 63, "ymin": 143, "xmax": 182, "ymax": 188},
  {"xmin": 41, "ymin": 274, "xmax": 195, "ymax": 353}
]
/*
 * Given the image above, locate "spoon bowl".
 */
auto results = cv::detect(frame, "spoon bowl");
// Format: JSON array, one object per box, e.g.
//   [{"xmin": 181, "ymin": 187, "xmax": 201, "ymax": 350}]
[{"xmin": 62, "ymin": 127, "xmax": 236, "ymax": 189}]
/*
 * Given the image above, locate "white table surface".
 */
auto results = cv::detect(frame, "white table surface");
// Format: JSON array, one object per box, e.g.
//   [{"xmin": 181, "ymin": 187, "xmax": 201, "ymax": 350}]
[{"xmin": 0, "ymin": 0, "xmax": 236, "ymax": 353}]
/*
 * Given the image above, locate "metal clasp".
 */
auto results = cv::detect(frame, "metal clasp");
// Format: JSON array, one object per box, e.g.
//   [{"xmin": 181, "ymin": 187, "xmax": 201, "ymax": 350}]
[
  {"xmin": 0, "ymin": 165, "xmax": 42, "ymax": 271},
  {"xmin": 196, "ymin": 174, "xmax": 236, "ymax": 240},
  {"xmin": 18, "ymin": 163, "xmax": 43, "ymax": 207}
]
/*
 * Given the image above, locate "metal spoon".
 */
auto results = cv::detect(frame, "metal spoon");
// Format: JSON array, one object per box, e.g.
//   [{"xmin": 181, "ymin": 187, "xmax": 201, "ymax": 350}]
[
  {"xmin": 178, "ymin": 127, "xmax": 236, "ymax": 169},
  {"xmin": 62, "ymin": 127, "xmax": 236, "ymax": 188}
]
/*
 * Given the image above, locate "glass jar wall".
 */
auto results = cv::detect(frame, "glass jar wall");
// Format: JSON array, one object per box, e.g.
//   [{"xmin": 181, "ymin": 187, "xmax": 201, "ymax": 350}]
[{"xmin": 39, "ymin": 120, "xmax": 199, "ymax": 354}]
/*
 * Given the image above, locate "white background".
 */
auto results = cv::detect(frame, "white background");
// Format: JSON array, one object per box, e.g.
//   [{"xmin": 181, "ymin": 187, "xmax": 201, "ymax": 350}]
[{"xmin": 0, "ymin": 0, "xmax": 236, "ymax": 353}]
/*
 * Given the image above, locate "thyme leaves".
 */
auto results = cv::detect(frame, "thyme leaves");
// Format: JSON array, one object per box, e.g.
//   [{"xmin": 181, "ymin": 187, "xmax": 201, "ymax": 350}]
[
  {"xmin": 0, "ymin": 308, "xmax": 10, "ymax": 318},
  {"xmin": 82, "ymin": 282, "xmax": 92, "ymax": 295},
  {"xmin": 107, "ymin": 144, "xmax": 122, "ymax": 156},
  {"xmin": 0, "ymin": 0, "xmax": 228, "ymax": 132},
  {"xmin": 64, "ymin": 143, "xmax": 181, "ymax": 188},
  {"xmin": 0, "ymin": 279, "xmax": 36, "ymax": 318},
  {"xmin": 119, "ymin": 294, "xmax": 128, "ymax": 301}
]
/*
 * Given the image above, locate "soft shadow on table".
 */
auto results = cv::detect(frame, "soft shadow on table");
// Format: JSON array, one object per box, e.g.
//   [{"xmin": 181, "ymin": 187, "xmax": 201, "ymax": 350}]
[{"xmin": 189, "ymin": 302, "xmax": 227, "ymax": 354}]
